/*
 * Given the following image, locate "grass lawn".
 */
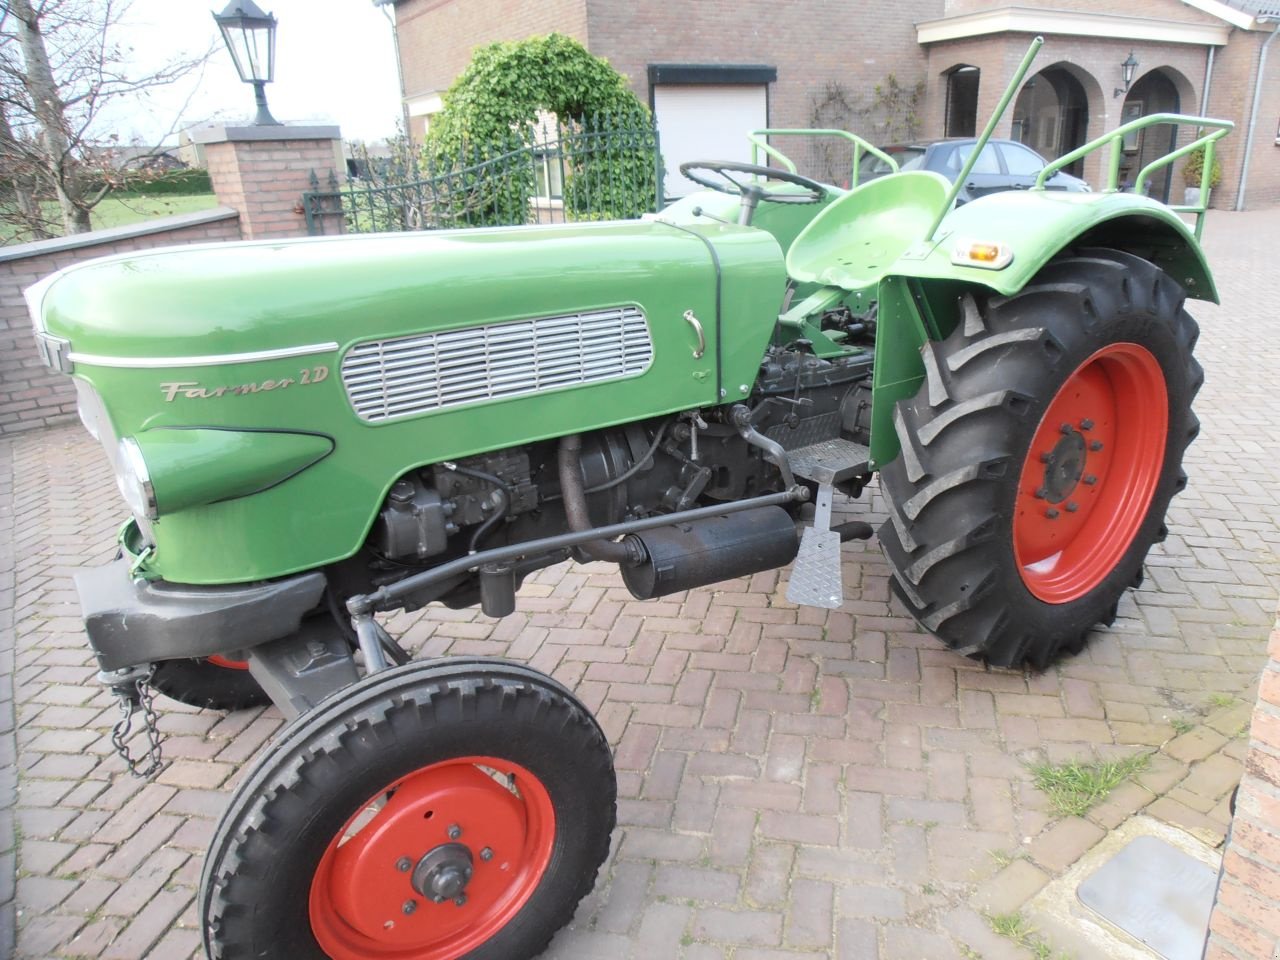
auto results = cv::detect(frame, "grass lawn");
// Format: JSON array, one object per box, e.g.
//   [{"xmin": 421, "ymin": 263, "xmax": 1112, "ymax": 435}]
[{"xmin": 1, "ymin": 193, "xmax": 219, "ymax": 244}]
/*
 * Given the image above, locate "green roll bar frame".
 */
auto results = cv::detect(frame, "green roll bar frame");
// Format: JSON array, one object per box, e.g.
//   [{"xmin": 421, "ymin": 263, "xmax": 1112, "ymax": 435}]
[
  {"xmin": 1035, "ymin": 113, "xmax": 1234, "ymax": 240},
  {"xmin": 747, "ymin": 129, "xmax": 901, "ymax": 189}
]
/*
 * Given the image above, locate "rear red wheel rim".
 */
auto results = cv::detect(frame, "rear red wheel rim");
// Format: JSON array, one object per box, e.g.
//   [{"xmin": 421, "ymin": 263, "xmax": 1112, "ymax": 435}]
[
  {"xmin": 206, "ymin": 655, "xmax": 249, "ymax": 671},
  {"xmin": 1013, "ymin": 343, "xmax": 1168, "ymax": 603},
  {"xmin": 309, "ymin": 756, "xmax": 555, "ymax": 960}
]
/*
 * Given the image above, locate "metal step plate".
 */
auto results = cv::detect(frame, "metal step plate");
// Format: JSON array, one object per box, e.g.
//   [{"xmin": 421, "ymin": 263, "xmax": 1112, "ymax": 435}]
[
  {"xmin": 786, "ymin": 526, "xmax": 844, "ymax": 609},
  {"xmin": 787, "ymin": 438, "xmax": 871, "ymax": 485}
]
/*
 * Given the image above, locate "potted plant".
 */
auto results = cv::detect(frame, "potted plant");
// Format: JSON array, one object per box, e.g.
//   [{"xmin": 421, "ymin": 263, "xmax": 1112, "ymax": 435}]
[{"xmin": 1182, "ymin": 144, "xmax": 1221, "ymax": 206}]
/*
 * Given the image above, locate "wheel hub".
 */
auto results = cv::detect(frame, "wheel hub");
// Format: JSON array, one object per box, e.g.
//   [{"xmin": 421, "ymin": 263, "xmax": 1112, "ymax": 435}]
[
  {"xmin": 1039, "ymin": 426, "xmax": 1087, "ymax": 503},
  {"xmin": 411, "ymin": 842, "xmax": 474, "ymax": 903},
  {"xmin": 1013, "ymin": 342, "xmax": 1168, "ymax": 604}
]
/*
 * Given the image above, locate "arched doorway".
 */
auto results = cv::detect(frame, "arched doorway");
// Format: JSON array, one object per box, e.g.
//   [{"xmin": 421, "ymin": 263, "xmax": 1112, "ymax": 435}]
[
  {"xmin": 1011, "ymin": 65, "xmax": 1090, "ymax": 177},
  {"xmin": 945, "ymin": 65, "xmax": 979, "ymax": 137},
  {"xmin": 1121, "ymin": 70, "xmax": 1181, "ymax": 203}
]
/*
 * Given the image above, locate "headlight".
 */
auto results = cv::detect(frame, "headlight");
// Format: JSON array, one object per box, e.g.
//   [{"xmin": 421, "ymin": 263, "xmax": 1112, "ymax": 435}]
[
  {"xmin": 74, "ymin": 379, "xmax": 109, "ymax": 442},
  {"xmin": 116, "ymin": 437, "xmax": 158, "ymax": 521}
]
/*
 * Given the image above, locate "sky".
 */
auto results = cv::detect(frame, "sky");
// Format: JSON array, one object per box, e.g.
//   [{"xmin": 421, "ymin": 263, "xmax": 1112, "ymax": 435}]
[{"xmin": 108, "ymin": 0, "xmax": 404, "ymax": 145}]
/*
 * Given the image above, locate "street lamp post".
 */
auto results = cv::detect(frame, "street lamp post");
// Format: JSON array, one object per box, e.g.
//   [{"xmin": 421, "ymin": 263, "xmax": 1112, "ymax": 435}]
[{"xmin": 212, "ymin": 0, "xmax": 281, "ymax": 126}]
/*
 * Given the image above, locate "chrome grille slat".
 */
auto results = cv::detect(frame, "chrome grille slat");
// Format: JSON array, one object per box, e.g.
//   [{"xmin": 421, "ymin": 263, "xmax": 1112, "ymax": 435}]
[{"xmin": 342, "ymin": 305, "xmax": 654, "ymax": 423}]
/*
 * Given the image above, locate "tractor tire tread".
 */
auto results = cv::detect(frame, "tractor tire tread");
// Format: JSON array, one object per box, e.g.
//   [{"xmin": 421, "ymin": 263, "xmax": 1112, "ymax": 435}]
[{"xmin": 877, "ymin": 248, "xmax": 1199, "ymax": 669}]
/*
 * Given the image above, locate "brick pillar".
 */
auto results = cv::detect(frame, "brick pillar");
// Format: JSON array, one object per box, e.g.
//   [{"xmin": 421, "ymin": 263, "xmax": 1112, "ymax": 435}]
[
  {"xmin": 1205, "ymin": 605, "xmax": 1280, "ymax": 960},
  {"xmin": 189, "ymin": 124, "xmax": 344, "ymax": 240}
]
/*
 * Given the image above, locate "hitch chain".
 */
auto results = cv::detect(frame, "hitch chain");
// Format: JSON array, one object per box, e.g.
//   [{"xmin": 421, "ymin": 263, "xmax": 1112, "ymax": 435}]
[{"xmin": 105, "ymin": 666, "xmax": 165, "ymax": 779}]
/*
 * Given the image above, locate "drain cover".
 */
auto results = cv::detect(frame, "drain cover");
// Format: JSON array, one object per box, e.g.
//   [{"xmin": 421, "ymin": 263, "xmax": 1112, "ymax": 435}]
[{"xmin": 1076, "ymin": 834, "xmax": 1217, "ymax": 960}]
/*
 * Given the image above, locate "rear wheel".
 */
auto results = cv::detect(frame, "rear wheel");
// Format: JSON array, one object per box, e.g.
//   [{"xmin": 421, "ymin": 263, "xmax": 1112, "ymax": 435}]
[
  {"xmin": 201, "ymin": 658, "xmax": 616, "ymax": 960},
  {"xmin": 150, "ymin": 656, "xmax": 269, "ymax": 711},
  {"xmin": 877, "ymin": 249, "xmax": 1201, "ymax": 669}
]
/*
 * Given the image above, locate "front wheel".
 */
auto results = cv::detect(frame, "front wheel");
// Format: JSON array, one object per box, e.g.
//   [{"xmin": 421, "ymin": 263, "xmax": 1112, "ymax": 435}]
[
  {"xmin": 200, "ymin": 658, "xmax": 616, "ymax": 960},
  {"xmin": 878, "ymin": 248, "xmax": 1202, "ymax": 669},
  {"xmin": 150, "ymin": 656, "xmax": 270, "ymax": 711}
]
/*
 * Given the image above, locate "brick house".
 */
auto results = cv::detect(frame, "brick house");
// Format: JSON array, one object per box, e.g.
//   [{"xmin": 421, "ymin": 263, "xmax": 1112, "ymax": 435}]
[{"xmin": 385, "ymin": 0, "xmax": 1279, "ymax": 208}]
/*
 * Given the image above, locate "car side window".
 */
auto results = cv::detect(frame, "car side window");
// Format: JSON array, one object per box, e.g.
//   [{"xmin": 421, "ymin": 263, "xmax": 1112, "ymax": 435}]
[
  {"xmin": 1002, "ymin": 143, "xmax": 1047, "ymax": 176},
  {"xmin": 952, "ymin": 143, "xmax": 1000, "ymax": 174}
]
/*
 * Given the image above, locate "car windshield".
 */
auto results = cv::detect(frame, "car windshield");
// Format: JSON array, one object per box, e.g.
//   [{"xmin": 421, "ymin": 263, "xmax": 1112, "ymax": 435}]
[{"xmin": 858, "ymin": 147, "xmax": 925, "ymax": 178}]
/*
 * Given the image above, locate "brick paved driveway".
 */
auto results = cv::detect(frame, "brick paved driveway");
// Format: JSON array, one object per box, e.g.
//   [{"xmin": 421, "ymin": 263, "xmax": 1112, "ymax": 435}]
[{"xmin": 2, "ymin": 209, "xmax": 1278, "ymax": 960}]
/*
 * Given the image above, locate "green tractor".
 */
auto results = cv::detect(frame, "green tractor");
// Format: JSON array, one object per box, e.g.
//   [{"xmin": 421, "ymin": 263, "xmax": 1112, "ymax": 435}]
[{"xmin": 25, "ymin": 39, "xmax": 1229, "ymax": 960}]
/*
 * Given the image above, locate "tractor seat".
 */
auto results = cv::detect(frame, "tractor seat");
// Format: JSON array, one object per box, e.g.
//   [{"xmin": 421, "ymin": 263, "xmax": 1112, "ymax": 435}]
[{"xmin": 785, "ymin": 170, "xmax": 952, "ymax": 291}]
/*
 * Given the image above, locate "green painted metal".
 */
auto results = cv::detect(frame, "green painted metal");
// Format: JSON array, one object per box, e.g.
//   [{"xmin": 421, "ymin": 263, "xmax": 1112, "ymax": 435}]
[
  {"xmin": 656, "ymin": 183, "xmax": 845, "ymax": 256},
  {"xmin": 33, "ymin": 41, "xmax": 1231, "ymax": 591},
  {"xmin": 747, "ymin": 129, "xmax": 899, "ymax": 189},
  {"xmin": 887, "ymin": 190, "xmax": 1218, "ymax": 302},
  {"xmin": 41, "ymin": 220, "xmax": 783, "ymax": 583},
  {"xmin": 1034, "ymin": 113, "xmax": 1233, "ymax": 241},
  {"xmin": 868, "ymin": 276, "xmax": 931, "ymax": 470},
  {"xmin": 787, "ymin": 172, "xmax": 952, "ymax": 290},
  {"xmin": 136, "ymin": 428, "xmax": 334, "ymax": 516}
]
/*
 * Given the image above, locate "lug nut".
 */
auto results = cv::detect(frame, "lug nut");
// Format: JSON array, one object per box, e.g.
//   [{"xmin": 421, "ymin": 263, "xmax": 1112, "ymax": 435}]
[
  {"xmin": 1089, "ymin": 440, "xmax": 1104, "ymax": 451},
  {"xmin": 1060, "ymin": 423, "xmax": 1074, "ymax": 434},
  {"xmin": 1033, "ymin": 487, "xmax": 1048, "ymax": 499},
  {"xmin": 1066, "ymin": 501, "xmax": 1079, "ymax": 513},
  {"xmin": 447, "ymin": 824, "xmax": 462, "ymax": 840},
  {"xmin": 1080, "ymin": 418, "xmax": 1094, "ymax": 430},
  {"xmin": 1046, "ymin": 508, "xmax": 1060, "ymax": 519},
  {"xmin": 403, "ymin": 899, "xmax": 418, "ymax": 915},
  {"xmin": 454, "ymin": 895, "xmax": 467, "ymax": 907},
  {"xmin": 396, "ymin": 856, "xmax": 412, "ymax": 872},
  {"xmin": 1083, "ymin": 474, "xmax": 1098, "ymax": 485},
  {"xmin": 480, "ymin": 847, "xmax": 493, "ymax": 861}
]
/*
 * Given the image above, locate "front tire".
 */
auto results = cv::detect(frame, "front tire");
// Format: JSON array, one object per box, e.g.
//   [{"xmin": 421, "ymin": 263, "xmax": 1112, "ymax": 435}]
[
  {"xmin": 201, "ymin": 658, "xmax": 616, "ymax": 960},
  {"xmin": 877, "ymin": 249, "xmax": 1201, "ymax": 669},
  {"xmin": 150, "ymin": 656, "xmax": 270, "ymax": 711}
]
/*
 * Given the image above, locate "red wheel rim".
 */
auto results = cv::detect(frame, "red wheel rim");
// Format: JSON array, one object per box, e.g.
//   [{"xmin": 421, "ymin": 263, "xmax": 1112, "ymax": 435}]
[
  {"xmin": 1013, "ymin": 343, "xmax": 1168, "ymax": 603},
  {"xmin": 309, "ymin": 756, "xmax": 555, "ymax": 960},
  {"xmin": 206, "ymin": 655, "xmax": 250, "ymax": 671}
]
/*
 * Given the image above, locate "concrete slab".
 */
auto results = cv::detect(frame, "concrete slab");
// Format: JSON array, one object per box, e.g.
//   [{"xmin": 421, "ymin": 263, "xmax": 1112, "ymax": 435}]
[{"xmin": 1026, "ymin": 816, "xmax": 1222, "ymax": 960}]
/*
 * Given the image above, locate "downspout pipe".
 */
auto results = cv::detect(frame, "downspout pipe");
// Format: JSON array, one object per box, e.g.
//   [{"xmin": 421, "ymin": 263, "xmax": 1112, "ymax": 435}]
[
  {"xmin": 1237, "ymin": 17, "xmax": 1280, "ymax": 211},
  {"xmin": 1201, "ymin": 45, "xmax": 1215, "ymax": 115}
]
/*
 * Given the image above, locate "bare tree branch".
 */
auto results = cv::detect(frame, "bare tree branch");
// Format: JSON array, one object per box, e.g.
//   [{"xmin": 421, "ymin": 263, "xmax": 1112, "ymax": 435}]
[{"xmin": 0, "ymin": 0, "xmax": 211, "ymax": 239}]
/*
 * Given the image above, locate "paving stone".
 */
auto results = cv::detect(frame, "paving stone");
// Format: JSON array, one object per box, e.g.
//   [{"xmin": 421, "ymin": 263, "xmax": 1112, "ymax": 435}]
[
  {"xmin": 3, "ymin": 209, "xmax": 1279, "ymax": 960},
  {"xmin": 972, "ymin": 859, "xmax": 1051, "ymax": 915}
]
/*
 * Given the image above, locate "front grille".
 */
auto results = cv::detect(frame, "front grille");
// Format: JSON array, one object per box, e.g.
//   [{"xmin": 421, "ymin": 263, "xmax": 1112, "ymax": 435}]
[{"xmin": 341, "ymin": 305, "xmax": 654, "ymax": 423}]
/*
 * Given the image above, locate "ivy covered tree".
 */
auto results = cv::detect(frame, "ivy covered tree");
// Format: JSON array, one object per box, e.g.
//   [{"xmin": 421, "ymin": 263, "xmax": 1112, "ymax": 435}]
[{"xmin": 424, "ymin": 33, "xmax": 659, "ymax": 224}]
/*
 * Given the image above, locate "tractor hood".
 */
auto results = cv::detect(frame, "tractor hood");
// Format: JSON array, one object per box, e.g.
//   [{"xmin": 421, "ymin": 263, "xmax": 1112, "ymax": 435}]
[
  {"xmin": 27, "ymin": 218, "xmax": 786, "ymax": 585},
  {"xmin": 32, "ymin": 220, "xmax": 753, "ymax": 361}
]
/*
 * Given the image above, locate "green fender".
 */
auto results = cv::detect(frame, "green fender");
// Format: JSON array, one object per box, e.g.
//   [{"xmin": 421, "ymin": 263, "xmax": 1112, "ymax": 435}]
[
  {"xmin": 865, "ymin": 188, "xmax": 1217, "ymax": 469},
  {"xmin": 892, "ymin": 189, "xmax": 1217, "ymax": 303}
]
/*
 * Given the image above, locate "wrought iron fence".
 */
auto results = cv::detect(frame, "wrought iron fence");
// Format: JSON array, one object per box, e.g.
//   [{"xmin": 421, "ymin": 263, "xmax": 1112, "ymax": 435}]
[{"xmin": 304, "ymin": 115, "xmax": 664, "ymax": 236}]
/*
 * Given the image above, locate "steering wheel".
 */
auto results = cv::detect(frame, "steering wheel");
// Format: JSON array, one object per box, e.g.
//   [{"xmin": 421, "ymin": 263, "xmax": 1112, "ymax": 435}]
[{"xmin": 679, "ymin": 161, "xmax": 830, "ymax": 206}]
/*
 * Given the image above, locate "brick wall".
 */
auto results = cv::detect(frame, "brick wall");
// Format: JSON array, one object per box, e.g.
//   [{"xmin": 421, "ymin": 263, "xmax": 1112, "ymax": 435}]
[
  {"xmin": 923, "ymin": 34, "xmax": 1209, "ymax": 190},
  {"xmin": 395, "ymin": 0, "xmax": 589, "ymax": 102},
  {"xmin": 0, "ymin": 209, "xmax": 241, "ymax": 436},
  {"xmin": 1207, "ymin": 30, "xmax": 1280, "ymax": 211},
  {"xmin": 1206, "ymin": 604, "xmax": 1280, "ymax": 960},
  {"xmin": 585, "ymin": 0, "xmax": 943, "ymax": 135},
  {"xmin": 195, "ymin": 127, "xmax": 345, "ymax": 240}
]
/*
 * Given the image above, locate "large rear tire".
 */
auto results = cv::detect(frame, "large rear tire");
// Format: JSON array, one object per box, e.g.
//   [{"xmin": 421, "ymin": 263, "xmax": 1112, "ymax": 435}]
[
  {"xmin": 200, "ymin": 658, "xmax": 616, "ymax": 960},
  {"xmin": 877, "ymin": 249, "xmax": 1201, "ymax": 669}
]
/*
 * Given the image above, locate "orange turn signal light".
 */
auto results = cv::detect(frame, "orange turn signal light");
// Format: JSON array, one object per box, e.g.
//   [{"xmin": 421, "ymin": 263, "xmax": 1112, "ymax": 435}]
[{"xmin": 950, "ymin": 238, "xmax": 1013, "ymax": 270}]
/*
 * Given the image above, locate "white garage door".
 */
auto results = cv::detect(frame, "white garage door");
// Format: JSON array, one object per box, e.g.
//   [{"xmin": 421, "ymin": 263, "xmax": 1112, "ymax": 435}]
[{"xmin": 653, "ymin": 84, "xmax": 768, "ymax": 198}]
